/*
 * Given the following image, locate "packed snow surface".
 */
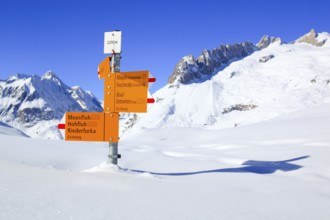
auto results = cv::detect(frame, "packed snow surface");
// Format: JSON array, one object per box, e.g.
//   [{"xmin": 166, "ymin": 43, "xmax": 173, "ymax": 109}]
[{"xmin": 1, "ymin": 103, "xmax": 330, "ymax": 220}]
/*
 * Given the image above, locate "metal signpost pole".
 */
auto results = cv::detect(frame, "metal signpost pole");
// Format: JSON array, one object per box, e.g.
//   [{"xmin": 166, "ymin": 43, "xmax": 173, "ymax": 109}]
[
  {"xmin": 109, "ymin": 52, "xmax": 121, "ymax": 165},
  {"xmin": 103, "ymin": 30, "xmax": 122, "ymax": 165},
  {"xmin": 109, "ymin": 141, "xmax": 119, "ymax": 165}
]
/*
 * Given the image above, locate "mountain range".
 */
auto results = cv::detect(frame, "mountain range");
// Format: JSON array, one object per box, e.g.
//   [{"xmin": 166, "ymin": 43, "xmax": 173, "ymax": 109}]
[
  {"xmin": 0, "ymin": 71, "xmax": 103, "ymax": 138},
  {"xmin": 1, "ymin": 29, "xmax": 329, "ymax": 139}
]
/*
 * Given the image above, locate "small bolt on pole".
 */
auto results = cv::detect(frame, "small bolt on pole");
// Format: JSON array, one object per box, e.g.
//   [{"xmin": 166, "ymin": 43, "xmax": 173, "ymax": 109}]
[{"xmin": 108, "ymin": 51, "xmax": 121, "ymax": 165}]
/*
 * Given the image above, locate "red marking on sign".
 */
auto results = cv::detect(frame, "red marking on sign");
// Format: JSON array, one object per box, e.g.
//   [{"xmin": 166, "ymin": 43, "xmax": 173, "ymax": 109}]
[
  {"xmin": 58, "ymin": 124, "xmax": 65, "ymax": 129},
  {"xmin": 148, "ymin": 78, "xmax": 156, "ymax": 83},
  {"xmin": 147, "ymin": 98, "xmax": 155, "ymax": 103}
]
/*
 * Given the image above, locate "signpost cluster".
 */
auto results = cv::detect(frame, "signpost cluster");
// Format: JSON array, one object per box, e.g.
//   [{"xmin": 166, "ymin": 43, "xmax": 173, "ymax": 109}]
[{"xmin": 58, "ymin": 30, "xmax": 155, "ymax": 165}]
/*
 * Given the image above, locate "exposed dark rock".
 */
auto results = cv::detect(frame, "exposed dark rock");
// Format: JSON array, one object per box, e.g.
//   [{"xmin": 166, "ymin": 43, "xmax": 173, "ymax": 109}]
[
  {"xmin": 294, "ymin": 29, "xmax": 326, "ymax": 47},
  {"xmin": 222, "ymin": 104, "xmax": 258, "ymax": 114},
  {"xmin": 257, "ymin": 35, "xmax": 281, "ymax": 49},
  {"xmin": 168, "ymin": 42, "xmax": 257, "ymax": 84},
  {"xmin": 259, "ymin": 54, "xmax": 275, "ymax": 63}
]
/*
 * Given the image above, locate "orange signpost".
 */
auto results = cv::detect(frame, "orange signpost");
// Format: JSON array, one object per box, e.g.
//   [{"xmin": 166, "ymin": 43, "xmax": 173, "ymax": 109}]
[
  {"xmin": 98, "ymin": 56, "xmax": 115, "ymax": 113},
  {"xmin": 114, "ymin": 71, "xmax": 149, "ymax": 112},
  {"xmin": 58, "ymin": 30, "xmax": 156, "ymax": 165},
  {"xmin": 98, "ymin": 56, "xmax": 111, "ymax": 77},
  {"xmin": 104, "ymin": 112, "xmax": 119, "ymax": 142},
  {"xmin": 59, "ymin": 112, "xmax": 119, "ymax": 142},
  {"xmin": 65, "ymin": 112, "xmax": 105, "ymax": 142}
]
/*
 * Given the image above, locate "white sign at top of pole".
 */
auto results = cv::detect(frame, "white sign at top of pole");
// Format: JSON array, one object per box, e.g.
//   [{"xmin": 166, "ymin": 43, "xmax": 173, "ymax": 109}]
[{"xmin": 104, "ymin": 30, "xmax": 122, "ymax": 54}]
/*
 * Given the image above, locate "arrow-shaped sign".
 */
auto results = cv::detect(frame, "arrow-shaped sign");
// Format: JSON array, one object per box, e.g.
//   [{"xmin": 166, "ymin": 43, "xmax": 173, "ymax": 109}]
[
  {"xmin": 98, "ymin": 58, "xmax": 156, "ymax": 113},
  {"xmin": 58, "ymin": 112, "xmax": 119, "ymax": 142}
]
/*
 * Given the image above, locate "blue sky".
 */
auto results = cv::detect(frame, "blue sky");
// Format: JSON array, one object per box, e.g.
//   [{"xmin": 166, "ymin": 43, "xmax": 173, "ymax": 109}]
[{"xmin": 1, "ymin": 0, "xmax": 329, "ymax": 99}]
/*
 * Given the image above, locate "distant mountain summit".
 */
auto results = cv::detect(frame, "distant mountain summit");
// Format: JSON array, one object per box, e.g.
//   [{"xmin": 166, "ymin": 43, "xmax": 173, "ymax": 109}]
[
  {"xmin": 256, "ymin": 35, "xmax": 282, "ymax": 49},
  {"xmin": 294, "ymin": 28, "xmax": 327, "ymax": 46},
  {"xmin": 0, "ymin": 71, "xmax": 103, "ymax": 138}
]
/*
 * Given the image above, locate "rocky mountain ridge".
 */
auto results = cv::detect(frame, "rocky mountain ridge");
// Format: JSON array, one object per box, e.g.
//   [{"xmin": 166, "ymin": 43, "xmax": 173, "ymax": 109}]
[
  {"xmin": 167, "ymin": 29, "xmax": 326, "ymax": 87},
  {"xmin": 168, "ymin": 42, "xmax": 257, "ymax": 84}
]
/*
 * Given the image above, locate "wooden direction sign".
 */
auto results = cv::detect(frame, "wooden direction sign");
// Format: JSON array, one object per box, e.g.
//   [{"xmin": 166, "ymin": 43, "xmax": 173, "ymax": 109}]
[{"xmin": 58, "ymin": 112, "xmax": 119, "ymax": 142}]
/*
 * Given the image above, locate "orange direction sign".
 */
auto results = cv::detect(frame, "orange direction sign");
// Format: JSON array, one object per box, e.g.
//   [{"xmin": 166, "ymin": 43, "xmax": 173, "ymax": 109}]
[
  {"xmin": 104, "ymin": 112, "xmax": 119, "ymax": 142},
  {"xmin": 98, "ymin": 56, "xmax": 115, "ymax": 112},
  {"xmin": 58, "ymin": 112, "xmax": 119, "ymax": 142},
  {"xmin": 114, "ymin": 71, "xmax": 149, "ymax": 113},
  {"xmin": 98, "ymin": 57, "xmax": 156, "ymax": 113},
  {"xmin": 98, "ymin": 56, "xmax": 111, "ymax": 78}
]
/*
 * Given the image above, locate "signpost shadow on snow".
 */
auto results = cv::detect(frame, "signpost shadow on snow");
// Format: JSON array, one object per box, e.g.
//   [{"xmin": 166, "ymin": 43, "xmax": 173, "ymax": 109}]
[{"xmin": 120, "ymin": 156, "xmax": 310, "ymax": 176}]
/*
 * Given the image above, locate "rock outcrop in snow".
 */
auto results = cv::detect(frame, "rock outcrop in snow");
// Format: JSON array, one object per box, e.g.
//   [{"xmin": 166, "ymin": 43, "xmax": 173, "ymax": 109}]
[
  {"xmin": 0, "ymin": 71, "xmax": 103, "ymax": 138},
  {"xmin": 294, "ymin": 29, "xmax": 326, "ymax": 46},
  {"xmin": 259, "ymin": 54, "xmax": 275, "ymax": 63},
  {"xmin": 256, "ymin": 35, "xmax": 282, "ymax": 49},
  {"xmin": 168, "ymin": 42, "xmax": 257, "ymax": 84}
]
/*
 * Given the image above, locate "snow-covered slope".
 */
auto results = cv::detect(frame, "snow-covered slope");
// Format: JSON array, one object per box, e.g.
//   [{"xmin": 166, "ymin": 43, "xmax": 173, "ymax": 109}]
[
  {"xmin": 0, "ymin": 71, "xmax": 103, "ymax": 139},
  {"xmin": 0, "ymin": 102, "xmax": 329, "ymax": 220},
  {"xmin": 127, "ymin": 30, "xmax": 330, "ymax": 133},
  {"xmin": 0, "ymin": 121, "xmax": 28, "ymax": 137}
]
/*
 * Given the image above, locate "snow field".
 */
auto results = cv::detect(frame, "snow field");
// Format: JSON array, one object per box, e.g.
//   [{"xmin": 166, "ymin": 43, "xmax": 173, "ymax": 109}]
[{"xmin": 1, "ymin": 103, "xmax": 330, "ymax": 219}]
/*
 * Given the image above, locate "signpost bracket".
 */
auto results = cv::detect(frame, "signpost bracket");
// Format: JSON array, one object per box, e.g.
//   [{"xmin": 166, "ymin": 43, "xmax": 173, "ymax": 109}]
[{"xmin": 108, "ymin": 154, "xmax": 121, "ymax": 159}]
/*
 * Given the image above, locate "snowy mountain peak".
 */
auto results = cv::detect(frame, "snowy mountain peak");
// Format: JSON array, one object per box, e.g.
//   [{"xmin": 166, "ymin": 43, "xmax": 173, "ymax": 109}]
[
  {"xmin": 294, "ymin": 28, "xmax": 327, "ymax": 46},
  {"xmin": 41, "ymin": 70, "xmax": 64, "ymax": 86},
  {"xmin": 0, "ymin": 72, "xmax": 103, "ymax": 139},
  {"xmin": 7, "ymin": 73, "xmax": 31, "ymax": 82},
  {"xmin": 257, "ymin": 35, "xmax": 282, "ymax": 49},
  {"xmin": 41, "ymin": 70, "xmax": 57, "ymax": 80}
]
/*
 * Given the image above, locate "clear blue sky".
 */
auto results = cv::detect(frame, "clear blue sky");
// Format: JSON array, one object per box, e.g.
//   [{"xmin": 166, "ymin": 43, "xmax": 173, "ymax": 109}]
[{"xmin": 1, "ymin": 0, "xmax": 329, "ymax": 99}]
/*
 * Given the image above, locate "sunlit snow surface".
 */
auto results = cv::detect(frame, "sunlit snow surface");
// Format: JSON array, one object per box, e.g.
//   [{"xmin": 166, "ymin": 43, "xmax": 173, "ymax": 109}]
[{"xmin": 1, "ymin": 103, "xmax": 330, "ymax": 220}]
